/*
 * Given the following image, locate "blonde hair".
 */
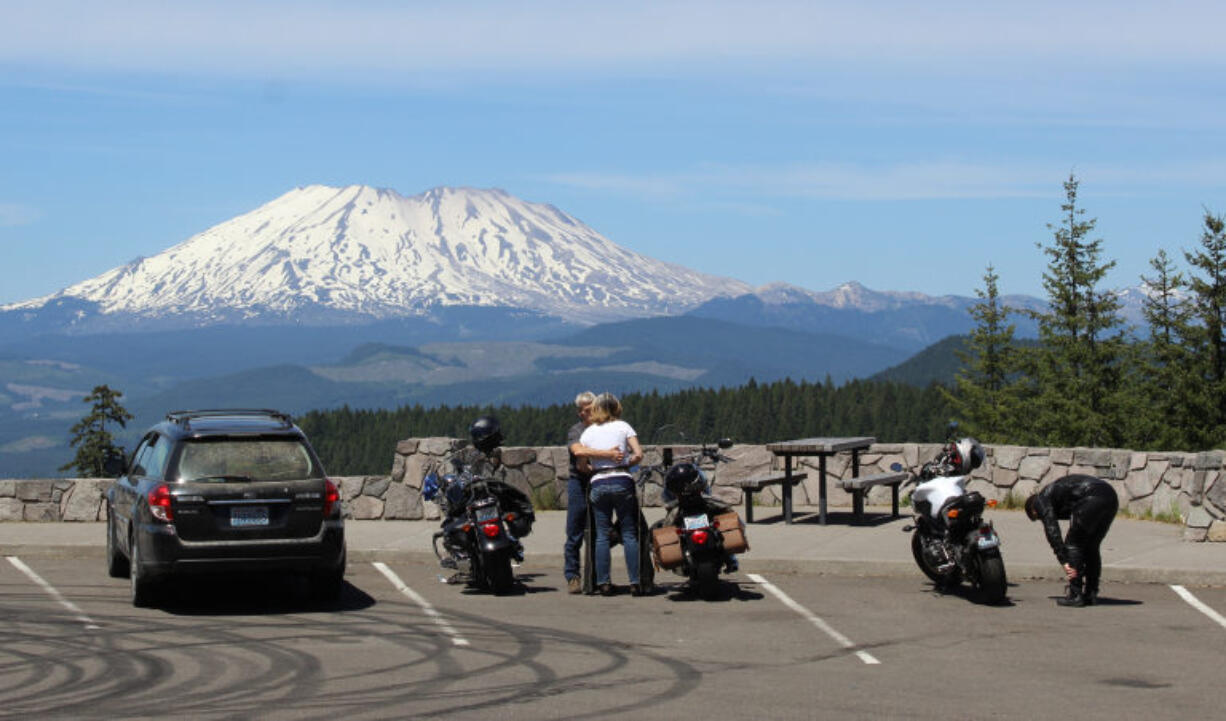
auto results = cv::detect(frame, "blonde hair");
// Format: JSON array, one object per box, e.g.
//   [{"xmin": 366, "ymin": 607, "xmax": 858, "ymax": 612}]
[
  {"xmin": 574, "ymin": 391, "xmax": 596, "ymax": 408},
  {"xmin": 588, "ymin": 392, "xmax": 622, "ymax": 424}
]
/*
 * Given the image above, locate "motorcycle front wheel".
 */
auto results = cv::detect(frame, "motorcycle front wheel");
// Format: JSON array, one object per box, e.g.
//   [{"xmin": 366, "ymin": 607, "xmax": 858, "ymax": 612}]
[
  {"xmin": 911, "ymin": 532, "xmax": 961, "ymax": 586},
  {"xmin": 974, "ymin": 551, "xmax": 1008, "ymax": 605}
]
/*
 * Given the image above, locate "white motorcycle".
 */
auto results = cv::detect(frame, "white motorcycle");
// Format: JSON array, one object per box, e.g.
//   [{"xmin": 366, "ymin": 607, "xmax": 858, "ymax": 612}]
[{"xmin": 895, "ymin": 434, "xmax": 1008, "ymax": 604}]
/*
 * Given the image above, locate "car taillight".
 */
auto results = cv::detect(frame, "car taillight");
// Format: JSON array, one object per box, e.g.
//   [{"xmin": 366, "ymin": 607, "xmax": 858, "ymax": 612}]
[
  {"xmin": 323, "ymin": 478, "xmax": 340, "ymax": 517},
  {"xmin": 691, "ymin": 528, "xmax": 710, "ymax": 545},
  {"xmin": 148, "ymin": 484, "xmax": 173, "ymax": 522},
  {"xmin": 481, "ymin": 522, "xmax": 501, "ymax": 539}
]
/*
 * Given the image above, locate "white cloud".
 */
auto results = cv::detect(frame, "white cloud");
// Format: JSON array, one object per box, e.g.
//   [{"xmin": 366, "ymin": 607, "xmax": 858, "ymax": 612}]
[{"xmin": 2, "ymin": 1, "xmax": 1224, "ymax": 80}]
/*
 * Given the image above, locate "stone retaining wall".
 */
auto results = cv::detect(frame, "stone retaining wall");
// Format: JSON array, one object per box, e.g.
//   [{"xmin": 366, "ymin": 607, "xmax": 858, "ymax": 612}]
[{"xmin": 4, "ymin": 440, "xmax": 1224, "ymax": 541}]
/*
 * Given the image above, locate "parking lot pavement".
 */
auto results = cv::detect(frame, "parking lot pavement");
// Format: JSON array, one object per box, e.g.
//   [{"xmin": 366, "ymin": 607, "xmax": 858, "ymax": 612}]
[{"xmin": 2, "ymin": 555, "xmax": 1225, "ymax": 720}]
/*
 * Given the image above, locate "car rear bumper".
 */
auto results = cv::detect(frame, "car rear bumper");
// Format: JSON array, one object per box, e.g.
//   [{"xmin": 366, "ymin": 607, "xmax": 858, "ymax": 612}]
[{"xmin": 137, "ymin": 519, "xmax": 345, "ymax": 577}]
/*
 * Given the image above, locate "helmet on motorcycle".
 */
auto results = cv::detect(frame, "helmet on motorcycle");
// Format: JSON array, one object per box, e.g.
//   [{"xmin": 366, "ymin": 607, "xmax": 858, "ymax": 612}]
[
  {"xmin": 469, "ymin": 415, "xmax": 504, "ymax": 454},
  {"xmin": 664, "ymin": 462, "xmax": 705, "ymax": 499},
  {"xmin": 950, "ymin": 437, "xmax": 985, "ymax": 475}
]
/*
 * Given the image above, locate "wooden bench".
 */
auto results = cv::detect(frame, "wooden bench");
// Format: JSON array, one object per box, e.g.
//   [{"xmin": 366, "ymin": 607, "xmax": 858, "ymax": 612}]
[
  {"xmin": 735, "ymin": 472, "xmax": 808, "ymax": 523},
  {"xmin": 839, "ymin": 471, "xmax": 909, "ymax": 523}
]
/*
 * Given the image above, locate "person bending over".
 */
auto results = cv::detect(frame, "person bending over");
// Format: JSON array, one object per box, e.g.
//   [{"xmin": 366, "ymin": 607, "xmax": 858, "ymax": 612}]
[{"xmin": 1025, "ymin": 475, "xmax": 1119, "ymax": 607}]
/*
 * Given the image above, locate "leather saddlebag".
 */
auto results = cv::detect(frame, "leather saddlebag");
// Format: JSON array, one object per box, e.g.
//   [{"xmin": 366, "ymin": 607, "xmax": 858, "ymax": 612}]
[
  {"xmin": 714, "ymin": 512, "xmax": 749, "ymax": 554},
  {"xmin": 651, "ymin": 525, "xmax": 683, "ymax": 570}
]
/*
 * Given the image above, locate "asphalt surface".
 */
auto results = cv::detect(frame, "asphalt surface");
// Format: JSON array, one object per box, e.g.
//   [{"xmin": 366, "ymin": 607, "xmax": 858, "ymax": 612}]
[{"xmin": 2, "ymin": 506, "xmax": 1224, "ymax": 719}]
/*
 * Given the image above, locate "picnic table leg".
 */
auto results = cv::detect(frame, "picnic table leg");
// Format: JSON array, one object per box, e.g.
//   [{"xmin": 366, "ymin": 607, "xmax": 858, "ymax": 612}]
[
  {"xmin": 783, "ymin": 456, "xmax": 793, "ymax": 525},
  {"xmin": 818, "ymin": 454, "xmax": 828, "ymax": 525},
  {"xmin": 892, "ymin": 483, "xmax": 900, "ymax": 518},
  {"xmin": 745, "ymin": 489, "xmax": 754, "ymax": 524}
]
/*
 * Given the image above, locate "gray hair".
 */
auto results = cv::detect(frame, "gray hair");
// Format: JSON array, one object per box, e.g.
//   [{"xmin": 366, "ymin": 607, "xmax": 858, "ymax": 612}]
[{"xmin": 574, "ymin": 391, "xmax": 596, "ymax": 408}]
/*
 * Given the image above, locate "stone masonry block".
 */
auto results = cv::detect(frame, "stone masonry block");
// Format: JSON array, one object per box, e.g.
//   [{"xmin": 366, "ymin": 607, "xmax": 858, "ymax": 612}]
[
  {"xmin": 499, "ymin": 447, "xmax": 537, "ymax": 466},
  {"xmin": 1018, "ymin": 455, "xmax": 1050, "ymax": 481},
  {"xmin": 0, "ymin": 498, "xmax": 23, "ymax": 521},
  {"xmin": 391, "ymin": 454, "xmax": 406, "ymax": 483},
  {"xmin": 363, "ymin": 477, "xmax": 391, "ymax": 499},
  {"xmin": 1050, "ymin": 449, "xmax": 1074, "ymax": 466},
  {"xmin": 61, "ymin": 481, "xmax": 104, "ymax": 522},
  {"xmin": 1110, "ymin": 451, "xmax": 1132, "ymax": 480},
  {"xmin": 994, "ymin": 446, "xmax": 1026, "ymax": 471},
  {"xmin": 1207, "ymin": 520, "xmax": 1226, "ymax": 542},
  {"xmin": 419, "ymin": 437, "xmax": 456, "ymax": 456},
  {"xmin": 349, "ymin": 495, "xmax": 384, "ymax": 520},
  {"xmin": 382, "ymin": 483, "xmax": 422, "ymax": 520},
  {"xmin": 395, "ymin": 439, "xmax": 419, "ymax": 455},
  {"xmin": 16, "ymin": 481, "xmax": 52, "ymax": 502},
  {"xmin": 1073, "ymin": 448, "xmax": 1113, "ymax": 468},
  {"xmin": 0, "ymin": 480, "xmax": 15, "ymax": 497},
  {"xmin": 23, "ymin": 503, "xmax": 58, "ymax": 521}
]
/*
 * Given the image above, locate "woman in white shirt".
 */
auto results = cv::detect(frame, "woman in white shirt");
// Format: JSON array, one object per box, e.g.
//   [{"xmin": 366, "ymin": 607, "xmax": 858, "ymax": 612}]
[{"xmin": 577, "ymin": 392, "xmax": 645, "ymax": 596}]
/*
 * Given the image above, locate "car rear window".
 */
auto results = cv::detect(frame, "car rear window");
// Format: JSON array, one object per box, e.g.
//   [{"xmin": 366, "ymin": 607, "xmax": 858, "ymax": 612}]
[{"xmin": 176, "ymin": 438, "xmax": 321, "ymax": 482}]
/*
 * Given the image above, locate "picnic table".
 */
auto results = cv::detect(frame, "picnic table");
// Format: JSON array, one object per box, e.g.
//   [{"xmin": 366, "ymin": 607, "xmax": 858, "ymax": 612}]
[{"xmin": 748, "ymin": 437, "xmax": 877, "ymax": 525}]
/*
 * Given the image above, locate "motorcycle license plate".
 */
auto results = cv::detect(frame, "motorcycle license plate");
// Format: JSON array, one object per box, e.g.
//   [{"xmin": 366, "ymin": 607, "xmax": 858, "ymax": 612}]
[
  {"xmin": 977, "ymin": 532, "xmax": 1000, "ymax": 550},
  {"xmin": 474, "ymin": 505, "xmax": 499, "ymax": 522},
  {"xmin": 683, "ymin": 514, "xmax": 710, "ymax": 530},
  {"xmin": 230, "ymin": 506, "xmax": 269, "ymax": 527}
]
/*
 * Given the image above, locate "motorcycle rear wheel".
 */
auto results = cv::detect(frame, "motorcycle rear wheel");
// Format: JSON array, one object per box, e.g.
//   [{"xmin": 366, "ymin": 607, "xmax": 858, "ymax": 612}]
[
  {"xmin": 974, "ymin": 551, "xmax": 1008, "ymax": 605},
  {"xmin": 911, "ymin": 532, "xmax": 961, "ymax": 586},
  {"xmin": 483, "ymin": 550, "xmax": 515, "ymax": 595},
  {"xmin": 693, "ymin": 559, "xmax": 720, "ymax": 600}
]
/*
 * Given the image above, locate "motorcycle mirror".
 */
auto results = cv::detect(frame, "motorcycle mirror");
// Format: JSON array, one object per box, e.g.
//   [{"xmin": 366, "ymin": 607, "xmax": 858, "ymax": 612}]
[
  {"xmin": 946, "ymin": 420, "xmax": 959, "ymax": 436},
  {"xmin": 889, "ymin": 462, "xmax": 903, "ymax": 472},
  {"xmin": 717, "ymin": 438, "xmax": 733, "ymax": 449}
]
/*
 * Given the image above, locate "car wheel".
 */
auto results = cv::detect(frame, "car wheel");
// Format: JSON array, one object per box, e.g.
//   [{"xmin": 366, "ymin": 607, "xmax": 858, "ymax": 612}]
[
  {"xmin": 129, "ymin": 533, "xmax": 159, "ymax": 608},
  {"xmin": 106, "ymin": 503, "xmax": 130, "ymax": 579}
]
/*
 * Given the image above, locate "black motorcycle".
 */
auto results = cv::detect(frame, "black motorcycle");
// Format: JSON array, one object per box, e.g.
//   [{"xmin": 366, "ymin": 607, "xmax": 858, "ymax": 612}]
[
  {"xmin": 643, "ymin": 436, "xmax": 748, "ymax": 599},
  {"xmin": 423, "ymin": 457, "xmax": 535, "ymax": 595},
  {"xmin": 896, "ymin": 434, "xmax": 1007, "ymax": 604}
]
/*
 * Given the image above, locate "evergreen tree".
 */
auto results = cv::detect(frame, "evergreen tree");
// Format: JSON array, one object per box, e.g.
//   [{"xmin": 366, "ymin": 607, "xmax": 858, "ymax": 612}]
[
  {"xmin": 1137, "ymin": 249, "xmax": 1195, "ymax": 448},
  {"xmin": 60, "ymin": 385, "xmax": 133, "ymax": 477},
  {"xmin": 1183, "ymin": 211, "xmax": 1226, "ymax": 446},
  {"xmin": 1022, "ymin": 175, "xmax": 1130, "ymax": 447},
  {"xmin": 943, "ymin": 264, "xmax": 1020, "ymax": 442}
]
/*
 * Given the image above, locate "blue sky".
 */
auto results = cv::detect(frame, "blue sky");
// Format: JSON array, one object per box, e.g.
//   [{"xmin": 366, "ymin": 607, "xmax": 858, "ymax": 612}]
[{"xmin": 3, "ymin": 1, "xmax": 1226, "ymax": 305}]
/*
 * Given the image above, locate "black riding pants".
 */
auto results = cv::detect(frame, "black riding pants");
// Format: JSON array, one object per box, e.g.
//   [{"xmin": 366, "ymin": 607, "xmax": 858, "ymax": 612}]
[{"xmin": 1064, "ymin": 490, "xmax": 1119, "ymax": 594}]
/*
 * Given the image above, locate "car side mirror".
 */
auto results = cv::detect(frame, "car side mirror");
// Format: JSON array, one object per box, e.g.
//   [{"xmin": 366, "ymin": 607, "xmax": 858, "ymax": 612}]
[
  {"xmin": 717, "ymin": 438, "xmax": 733, "ymax": 449},
  {"xmin": 103, "ymin": 451, "xmax": 127, "ymax": 477}
]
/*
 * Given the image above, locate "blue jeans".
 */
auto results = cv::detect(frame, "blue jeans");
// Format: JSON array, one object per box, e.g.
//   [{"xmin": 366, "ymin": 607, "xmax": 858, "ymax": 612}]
[
  {"xmin": 563, "ymin": 476, "xmax": 587, "ymax": 580},
  {"xmin": 590, "ymin": 477, "xmax": 639, "ymax": 586}
]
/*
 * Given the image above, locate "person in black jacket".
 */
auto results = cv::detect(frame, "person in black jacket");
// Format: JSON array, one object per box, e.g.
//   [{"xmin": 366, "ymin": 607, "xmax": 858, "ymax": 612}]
[{"xmin": 1025, "ymin": 475, "xmax": 1119, "ymax": 607}]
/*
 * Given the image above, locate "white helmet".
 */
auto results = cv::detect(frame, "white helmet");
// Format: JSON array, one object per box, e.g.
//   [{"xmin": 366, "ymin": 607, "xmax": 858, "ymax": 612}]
[{"xmin": 950, "ymin": 437, "xmax": 985, "ymax": 475}]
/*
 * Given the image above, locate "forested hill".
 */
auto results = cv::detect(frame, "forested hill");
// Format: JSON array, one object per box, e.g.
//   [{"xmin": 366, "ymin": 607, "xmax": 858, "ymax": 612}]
[{"xmin": 298, "ymin": 377, "xmax": 954, "ymax": 475}]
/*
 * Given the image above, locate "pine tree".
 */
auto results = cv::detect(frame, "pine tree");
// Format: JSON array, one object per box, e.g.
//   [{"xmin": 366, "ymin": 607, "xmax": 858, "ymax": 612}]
[
  {"xmin": 60, "ymin": 385, "xmax": 133, "ymax": 477},
  {"xmin": 1022, "ymin": 175, "xmax": 1130, "ymax": 447},
  {"xmin": 943, "ymin": 264, "xmax": 1020, "ymax": 442},
  {"xmin": 1137, "ymin": 249, "xmax": 1196, "ymax": 449},
  {"xmin": 1183, "ymin": 211, "xmax": 1226, "ymax": 447}
]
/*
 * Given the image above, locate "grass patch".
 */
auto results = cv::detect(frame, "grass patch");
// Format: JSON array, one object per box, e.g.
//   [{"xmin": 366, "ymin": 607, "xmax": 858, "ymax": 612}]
[
  {"xmin": 998, "ymin": 490, "xmax": 1028, "ymax": 511},
  {"xmin": 530, "ymin": 483, "xmax": 561, "ymax": 511},
  {"xmin": 1117, "ymin": 499, "xmax": 1184, "ymax": 525}
]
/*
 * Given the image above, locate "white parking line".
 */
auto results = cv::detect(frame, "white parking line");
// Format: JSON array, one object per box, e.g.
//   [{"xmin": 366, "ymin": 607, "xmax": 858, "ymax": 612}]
[
  {"xmin": 747, "ymin": 573, "xmax": 880, "ymax": 665},
  {"xmin": 1170, "ymin": 585, "xmax": 1226, "ymax": 631},
  {"xmin": 6, "ymin": 556, "xmax": 100, "ymax": 630},
  {"xmin": 373, "ymin": 562, "xmax": 470, "ymax": 647}
]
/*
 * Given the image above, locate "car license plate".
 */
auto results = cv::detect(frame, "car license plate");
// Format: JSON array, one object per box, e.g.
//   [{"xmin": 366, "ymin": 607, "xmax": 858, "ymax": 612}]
[
  {"xmin": 684, "ymin": 514, "xmax": 710, "ymax": 530},
  {"xmin": 977, "ymin": 532, "xmax": 1000, "ymax": 550},
  {"xmin": 231, "ymin": 506, "xmax": 269, "ymax": 527}
]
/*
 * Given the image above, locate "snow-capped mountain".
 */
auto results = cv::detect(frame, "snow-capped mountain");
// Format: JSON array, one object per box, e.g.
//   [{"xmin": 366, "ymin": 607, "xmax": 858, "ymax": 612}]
[{"xmin": 3, "ymin": 185, "xmax": 751, "ymax": 327}]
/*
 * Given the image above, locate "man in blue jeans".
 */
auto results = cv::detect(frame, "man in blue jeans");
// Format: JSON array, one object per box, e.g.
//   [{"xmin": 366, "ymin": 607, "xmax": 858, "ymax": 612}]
[{"xmin": 563, "ymin": 392, "xmax": 596, "ymax": 594}]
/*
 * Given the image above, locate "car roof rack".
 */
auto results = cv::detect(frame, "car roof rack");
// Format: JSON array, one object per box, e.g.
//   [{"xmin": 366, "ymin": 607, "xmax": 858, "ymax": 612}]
[{"xmin": 166, "ymin": 409, "xmax": 293, "ymax": 430}]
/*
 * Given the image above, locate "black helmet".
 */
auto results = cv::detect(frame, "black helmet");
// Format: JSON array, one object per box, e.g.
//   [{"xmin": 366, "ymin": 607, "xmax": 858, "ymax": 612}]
[
  {"xmin": 664, "ymin": 462, "xmax": 705, "ymax": 499},
  {"xmin": 469, "ymin": 415, "xmax": 503, "ymax": 454}
]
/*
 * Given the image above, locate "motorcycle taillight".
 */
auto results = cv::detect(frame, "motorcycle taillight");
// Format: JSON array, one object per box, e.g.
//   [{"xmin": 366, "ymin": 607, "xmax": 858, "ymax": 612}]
[
  {"xmin": 481, "ymin": 522, "xmax": 501, "ymax": 539},
  {"xmin": 691, "ymin": 529, "xmax": 710, "ymax": 545}
]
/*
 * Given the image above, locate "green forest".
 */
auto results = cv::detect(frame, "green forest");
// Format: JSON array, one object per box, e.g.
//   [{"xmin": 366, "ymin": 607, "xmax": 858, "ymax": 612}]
[{"xmin": 297, "ymin": 378, "xmax": 954, "ymax": 474}]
